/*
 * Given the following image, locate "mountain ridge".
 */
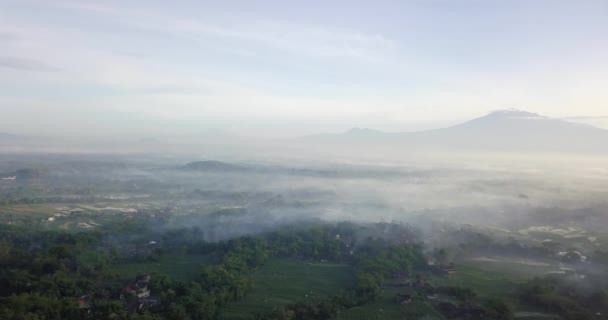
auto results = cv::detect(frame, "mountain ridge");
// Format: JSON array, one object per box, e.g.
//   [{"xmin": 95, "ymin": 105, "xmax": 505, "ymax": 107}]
[{"xmin": 301, "ymin": 110, "xmax": 608, "ymax": 153}]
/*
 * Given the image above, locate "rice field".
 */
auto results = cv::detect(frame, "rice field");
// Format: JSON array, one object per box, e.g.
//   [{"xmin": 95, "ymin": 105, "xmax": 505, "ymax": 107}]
[{"xmin": 219, "ymin": 258, "xmax": 354, "ymax": 319}]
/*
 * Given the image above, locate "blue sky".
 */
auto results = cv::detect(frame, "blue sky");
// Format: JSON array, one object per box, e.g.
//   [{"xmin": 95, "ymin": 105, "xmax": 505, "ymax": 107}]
[{"xmin": 1, "ymin": 0, "xmax": 607, "ymax": 137}]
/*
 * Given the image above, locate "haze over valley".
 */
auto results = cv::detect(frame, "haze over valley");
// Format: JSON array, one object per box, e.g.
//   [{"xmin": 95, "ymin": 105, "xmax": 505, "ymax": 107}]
[
  {"xmin": 2, "ymin": 112, "xmax": 608, "ymax": 318},
  {"xmin": 2, "ymin": 1, "xmax": 608, "ymax": 319}
]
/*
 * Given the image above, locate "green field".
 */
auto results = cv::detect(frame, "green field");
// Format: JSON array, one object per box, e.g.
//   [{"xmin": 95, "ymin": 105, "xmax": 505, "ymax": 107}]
[
  {"xmin": 221, "ymin": 258, "xmax": 548, "ymax": 320},
  {"xmin": 461, "ymin": 256, "xmax": 562, "ymax": 278},
  {"xmin": 339, "ymin": 259, "xmax": 548, "ymax": 320},
  {"xmin": 429, "ymin": 260, "xmax": 561, "ymax": 318},
  {"xmin": 337, "ymin": 286, "xmax": 444, "ymax": 320},
  {"xmin": 220, "ymin": 259, "xmax": 354, "ymax": 319},
  {"xmin": 428, "ymin": 264, "xmax": 525, "ymax": 303},
  {"xmin": 337, "ymin": 300, "xmax": 404, "ymax": 320},
  {"xmin": 113, "ymin": 253, "xmax": 212, "ymax": 282},
  {"xmin": 0, "ymin": 204, "xmax": 54, "ymax": 219}
]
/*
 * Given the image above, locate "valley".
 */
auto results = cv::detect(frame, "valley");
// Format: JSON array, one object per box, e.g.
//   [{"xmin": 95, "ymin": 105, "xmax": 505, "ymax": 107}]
[{"xmin": 1, "ymin": 151, "xmax": 608, "ymax": 319}]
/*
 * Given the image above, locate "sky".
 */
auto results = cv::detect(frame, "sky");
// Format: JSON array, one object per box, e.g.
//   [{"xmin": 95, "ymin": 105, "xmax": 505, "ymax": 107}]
[{"xmin": 1, "ymin": 0, "xmax": 607, "ymax": 138}]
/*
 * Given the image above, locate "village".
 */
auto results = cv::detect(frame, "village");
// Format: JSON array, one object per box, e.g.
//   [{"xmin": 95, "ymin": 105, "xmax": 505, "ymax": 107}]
[{"xmin": 78, "ymin": 274, "xmax": 159, "ymax": 314}]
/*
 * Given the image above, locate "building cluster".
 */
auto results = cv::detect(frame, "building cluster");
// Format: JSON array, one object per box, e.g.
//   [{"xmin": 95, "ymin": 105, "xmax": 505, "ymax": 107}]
[{"xmin": 121, "ymin": 275, "xmax": 159, "ymax": 311}]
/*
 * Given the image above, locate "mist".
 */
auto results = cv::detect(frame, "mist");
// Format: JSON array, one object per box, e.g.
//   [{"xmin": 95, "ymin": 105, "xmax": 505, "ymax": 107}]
[{"xmin": 2, "ymin": 1, "xmax": 608, "ymax": 318}]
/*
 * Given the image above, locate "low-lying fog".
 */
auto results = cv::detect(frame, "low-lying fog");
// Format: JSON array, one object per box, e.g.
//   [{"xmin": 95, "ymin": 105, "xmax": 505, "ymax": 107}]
[
  {"xmin": 2, "ymin": 150, "xmax": 607, "ymax": 232},
  {"xmin": 3, "ymin": 148, "xmax": 608, "ymax": 283}
]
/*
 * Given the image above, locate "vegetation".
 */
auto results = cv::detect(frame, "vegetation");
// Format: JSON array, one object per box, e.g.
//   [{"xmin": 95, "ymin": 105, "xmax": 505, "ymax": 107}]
[
  {"xmin": 519, "ymin": 274, "xmax": 608, "ymax": 320},
  {"xmin": 0, "ymin": 221, "xmax": 441, "ymax": 320},
  {"xmin": 114, "ymin": 254, "xmax": 212, "ymax": 282},
  {"xmin": 220, "ymin": 259, "xmax": 354, "ymax": 319},
  {"xmin": 1, "ymin": 157, "xmax": 605, "ymax": 320}
]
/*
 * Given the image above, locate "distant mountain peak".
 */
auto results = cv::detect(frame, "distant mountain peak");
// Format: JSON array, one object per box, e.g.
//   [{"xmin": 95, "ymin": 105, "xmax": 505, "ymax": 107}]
[
  {"xmin": 487, "ymin": 109, "xmax": 545, "ymax": 119},
  {"xmin": 301, "ymin": 108, "xmax": 608, "ymax": 153},
  {"xmin": 345, "ymin": 127, "xmax": 384, "ymax": 134}
]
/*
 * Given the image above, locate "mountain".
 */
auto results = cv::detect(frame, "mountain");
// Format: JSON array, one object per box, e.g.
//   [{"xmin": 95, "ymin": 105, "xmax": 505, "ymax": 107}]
[{"xmin": 302, "ymin": 109, "xmax": 608, "ymax": 153}]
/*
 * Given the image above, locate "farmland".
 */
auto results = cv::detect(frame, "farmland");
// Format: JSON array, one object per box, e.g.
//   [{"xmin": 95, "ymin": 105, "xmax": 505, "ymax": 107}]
[
  {"xmin": 336, "ymin": 286, "xmax": 442, "ymax": 320},
  {"xmin": 220, "ymin": 259, "xmax": 354, "ymax": 319}
]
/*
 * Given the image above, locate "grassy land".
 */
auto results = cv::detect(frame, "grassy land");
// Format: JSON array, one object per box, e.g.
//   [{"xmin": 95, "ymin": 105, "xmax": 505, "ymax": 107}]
[
  {"xmin": 0, "ymin": 204, "xmax": 53, "ymax": 219},
  {"xmin": 339, "ymin": 260, "xmax": 551, "ymax": 320},
  {"xmin": 336, "ymin": 287, "xmax": 403, "ymax": 320},
  {"xmin": 113, "ymin": 253, "xmax": 212, "ymax": 282},
  {"xmin": 221, "ymin": 258, "xmax": 549, "ymax": 320},
  {"xmin": 220, "ymin": 258, "xmax": 354, "ymax": 320},
  {"xmin": 461, "ymin": 256, "xmax": 562, "ymax": 278},
  {"xmin": 429, "ymin": 260, "xmax": 562, "ymax": 319},
  {"xmin": 428, "ymin": 264, "xmax": 525, "ymax": 303},
  {"xmin": 337, "ymin": 285, "xmax": 444, "ymax": 320}
]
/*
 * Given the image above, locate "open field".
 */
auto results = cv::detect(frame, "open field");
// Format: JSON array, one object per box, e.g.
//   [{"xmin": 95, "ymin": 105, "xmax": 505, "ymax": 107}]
[
  {"xmin": 338, "ymin": 259, "xmax": 559, "ymax": 320},
  {"xmin": 0, "ymin": 204, "xmax": 54, "ymax": 218},
  {"xmin": 337, "ymin": 286, "xmax": 444, "ymax": 320},
  {"xmin": 430, "ymin": 261, "xmax": 561, "ymax": 318},
  {"xmin": 460, "ymin": 256, "xmax": 562, "ymax": 279},
  {"xmin": 428, "ymin": 263, "xmax": 526, "ymax": 304},
  {"xmin": 220, "ymin": 258, "xmax": 354, "ymax": 319}
]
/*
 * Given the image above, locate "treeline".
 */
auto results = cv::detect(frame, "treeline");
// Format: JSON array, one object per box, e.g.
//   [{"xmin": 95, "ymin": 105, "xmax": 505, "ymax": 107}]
[
  {"xmin": 0, "ymin": 226, "xmax": 119, "ymax": 319},
  {"xmin": 0, "ymin": 219, "xmax": 522, "ymax": 320},
  {"xmin": 1, "ymin": 224, "xmax": 261, "ymax": 319},
  {"xmin": 0, "ymin": 221, "xmax": 425, "ymax": 320},
  {"xmin": 134, "ymin": 237, "xmax": 269, "ymax": 320},
  {"xmin": 166, "ymin": 221, "xmax": 421, "ymax": 260}
]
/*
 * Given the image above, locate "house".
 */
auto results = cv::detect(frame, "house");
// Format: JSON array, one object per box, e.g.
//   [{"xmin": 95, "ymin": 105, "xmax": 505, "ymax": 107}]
[
  {"xmin": 135, "ymin": 275, "xmax": 151, "ymax": 298},
  {"xmin": 443, "ymin": 263, "xmax": 456, "ymax": 274},
  {"xmin": 122, "ymin": 275, "xmax": 151, "ymax": 299},
  {"xmin": 140, "ymin": 297, "xmax": 160, "ymax": 306},
  {"xmin": 121, "ymin": 275, "xmax": 160, "ymax": 312},
  {"xmin": 558, "ymin": 250, "xmax": 588, "ymax": 262},
  {"xmin": 77, "ymin": 295, "xmax": 91, "ymax": 309},
  {"xmin": 411, "ymin": 276, "xmax": 435, "ymax": 292},
  {"xmin": 136, "ymin": 287, "xmax": 150, "ymax": 298},
  {"xmin": 396, "ymin": 293, "xmax": 413, "ymax": 305}
]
